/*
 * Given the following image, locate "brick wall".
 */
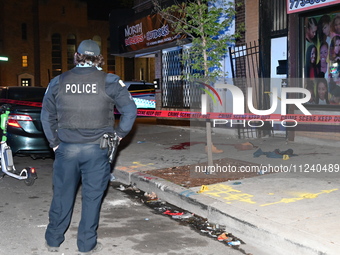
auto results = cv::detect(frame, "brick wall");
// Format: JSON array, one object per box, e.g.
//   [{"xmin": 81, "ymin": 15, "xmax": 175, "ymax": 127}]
[
  {"xmin": 0, "ymin": 0, "xmax": 110, "ymax": 87},
  {"xmin": 245, "ymin": 0, "xmax": 259, "ymax": 44},
  {"xmin": 235, "ymin": 0, "xmax": 245, "ymax": 46}
]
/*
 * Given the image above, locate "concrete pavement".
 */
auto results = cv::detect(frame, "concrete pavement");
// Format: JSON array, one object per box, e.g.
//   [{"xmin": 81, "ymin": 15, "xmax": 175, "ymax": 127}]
[{"xmin": 113, "ymin": 119, "xmax": 340, "ymax": 255}]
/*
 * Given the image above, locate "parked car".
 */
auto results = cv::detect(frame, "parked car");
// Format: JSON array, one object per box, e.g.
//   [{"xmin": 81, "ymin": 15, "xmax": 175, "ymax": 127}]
[
  {"xmin": 124, "ymin": 81, "xmax": 156, "ymax": 109},
  {"xmin": 0, "ymin": 86, "xmax": 52, "ymax": 158}
]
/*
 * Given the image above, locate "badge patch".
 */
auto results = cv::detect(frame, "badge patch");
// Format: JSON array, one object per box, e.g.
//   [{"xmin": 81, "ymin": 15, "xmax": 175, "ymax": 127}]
[{"xmin": 119, "ymin": 80, "xmax": 126, "ymax": 87}]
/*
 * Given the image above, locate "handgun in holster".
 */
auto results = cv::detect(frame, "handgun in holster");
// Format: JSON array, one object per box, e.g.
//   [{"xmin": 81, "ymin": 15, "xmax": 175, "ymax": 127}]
[{"xmin": 100, "ymin": 132, "xmax": 120, "ymax": 164}]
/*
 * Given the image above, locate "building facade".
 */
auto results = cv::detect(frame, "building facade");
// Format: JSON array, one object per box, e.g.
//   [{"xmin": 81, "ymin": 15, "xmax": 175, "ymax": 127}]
[
  {"xmin": 286, "ymin": 1, "xmax": 340, "ymax": 144},
  {"xmin": 0, "ymin": 0, "xmax": 113, "ymax": 88},
  {"xmin": 111, "ymin": 0, "xmax": 340, "ymax": 143}
]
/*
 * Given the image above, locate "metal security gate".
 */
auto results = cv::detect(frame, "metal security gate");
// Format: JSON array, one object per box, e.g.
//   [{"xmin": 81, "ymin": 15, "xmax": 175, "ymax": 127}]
[
  {"xmin": 161, "ymin": 47, "xmax": 201, "ymax": 109},
  {"xmin": 162, "ymin": 48, "xmax": 184, "ymax": 108},
  {"xmin": 229, "ymin": 41, "xmax": 267, "ymax": 138}
]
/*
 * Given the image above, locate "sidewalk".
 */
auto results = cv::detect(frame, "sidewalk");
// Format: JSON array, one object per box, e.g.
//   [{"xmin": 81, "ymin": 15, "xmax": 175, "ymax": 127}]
[{"xmin": 113, "ymin": 121, "xmax": 340, "ymax": 255}]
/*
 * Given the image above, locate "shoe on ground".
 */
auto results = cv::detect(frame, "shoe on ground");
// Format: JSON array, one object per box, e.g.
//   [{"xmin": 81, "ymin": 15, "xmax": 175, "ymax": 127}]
[
  {"xmin": 78, "ymin": 242, "xmax": 103, "ymax": 254},
  {"xmin": 205, "ymin": 145, "xmax": 223, "ymax": 154},
  {"xmin": 45, "ymin": 242, "xmax": 59, "ymax": 252}
]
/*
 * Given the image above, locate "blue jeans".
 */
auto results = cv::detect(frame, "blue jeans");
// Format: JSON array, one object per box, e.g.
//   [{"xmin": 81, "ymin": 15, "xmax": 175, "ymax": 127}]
[{"xmin": 45, "ymin": 142, "xmax": 110, "ymax": 252}]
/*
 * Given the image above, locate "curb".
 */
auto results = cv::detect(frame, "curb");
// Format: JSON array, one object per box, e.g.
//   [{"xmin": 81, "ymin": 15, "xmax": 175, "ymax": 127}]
[{"xmin": 114, "ymin": 167, "xmax": 336, "ymax": 255}]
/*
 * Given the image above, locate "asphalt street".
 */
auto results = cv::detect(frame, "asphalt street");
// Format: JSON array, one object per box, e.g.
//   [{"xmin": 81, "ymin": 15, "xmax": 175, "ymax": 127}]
[
  {"xmin": 2, "ymin": 117, "xmax": 340, "ymax": 255},
  {"xmin": 0, "ymin": 154, "xmax": 253, "ymax": 255}
]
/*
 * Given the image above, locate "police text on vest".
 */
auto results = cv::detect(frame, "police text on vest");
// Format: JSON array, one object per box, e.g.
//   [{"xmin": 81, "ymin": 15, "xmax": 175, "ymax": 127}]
[{"xmin": 65, "ymin": 84, "xmax": 97, "ymax": 94}]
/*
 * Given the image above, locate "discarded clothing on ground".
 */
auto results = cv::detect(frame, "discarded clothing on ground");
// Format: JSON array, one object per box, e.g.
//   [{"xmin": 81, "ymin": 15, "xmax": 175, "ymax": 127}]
[
  {"xmin": 234, "ymin": 142, "xmax": 255, "ymax": 151},
  {"xmin": 253, "ymin": 148, "xmax": 297, "ymax": 158}
]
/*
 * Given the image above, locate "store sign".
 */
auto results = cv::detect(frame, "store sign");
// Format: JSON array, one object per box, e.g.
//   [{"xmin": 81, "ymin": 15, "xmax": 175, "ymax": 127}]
[
  {"xmin": 287, "ymin": 0, "xmax": 339, "ymax": 14},
  {"xmin": 120, "ymin": 13, "xmax": 185, "ymax": 53}
]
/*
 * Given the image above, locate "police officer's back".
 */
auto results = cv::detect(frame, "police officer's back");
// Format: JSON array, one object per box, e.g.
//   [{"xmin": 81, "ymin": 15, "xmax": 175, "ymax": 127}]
[{"xmin": 41, "ymin": 39, "xmax": 137, "ymax": 254}]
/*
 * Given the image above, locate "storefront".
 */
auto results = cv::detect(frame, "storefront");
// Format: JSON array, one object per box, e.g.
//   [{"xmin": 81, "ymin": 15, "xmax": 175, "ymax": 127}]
[
  {"xmin": 287, "ymin": 0, "xmax": 340, "ymax": 143},
  {"xmin": 110, "ymin": 9, "xmax": 193, "ymax": 110}
]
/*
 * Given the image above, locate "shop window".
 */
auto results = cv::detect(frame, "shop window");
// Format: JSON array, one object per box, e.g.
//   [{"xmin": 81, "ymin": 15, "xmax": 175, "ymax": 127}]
[
  {"xmin": 303, "ymin": 12, "xmax": 340, "ymax": 106},
  {"xmin": 67, "ymin": 34, "xmax": 76, "ymax": 70},
  {"xmin": 22, "ymin": 55, "xmax": 28, "ymax": 67},
  {"xmin": 271, "ymin": 0, "xmax": 287, "ymax": 36},
  {"xmin": 51, "ymin": 33, "xmax": 62, "ymax": 77}
]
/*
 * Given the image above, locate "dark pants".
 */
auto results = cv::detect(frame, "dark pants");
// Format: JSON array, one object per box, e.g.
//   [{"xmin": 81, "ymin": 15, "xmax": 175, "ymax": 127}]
[{"xmin": 45, "ymin": 142, "xmax": 110, "ymax": 252}]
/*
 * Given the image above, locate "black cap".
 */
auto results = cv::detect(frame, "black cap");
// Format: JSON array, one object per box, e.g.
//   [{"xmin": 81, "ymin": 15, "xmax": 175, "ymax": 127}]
[{"xmin": 77, "ymin": 39, "xmax": 100, "ymax": 56}]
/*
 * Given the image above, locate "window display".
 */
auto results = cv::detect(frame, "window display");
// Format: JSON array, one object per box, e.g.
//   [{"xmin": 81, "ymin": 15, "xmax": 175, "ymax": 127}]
[{"xmin": 304, "ymin": 12, "xmax": 340, "ymax": 105}]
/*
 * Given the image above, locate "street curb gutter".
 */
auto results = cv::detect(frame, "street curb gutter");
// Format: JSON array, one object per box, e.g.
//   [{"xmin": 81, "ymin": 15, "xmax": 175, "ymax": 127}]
[{"xmin": 114, "ymin": 168, "xmax": 335, "ymax": 255}]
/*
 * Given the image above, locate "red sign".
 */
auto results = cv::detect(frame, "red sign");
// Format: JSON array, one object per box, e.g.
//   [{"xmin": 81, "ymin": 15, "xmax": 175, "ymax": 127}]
[
  {"xmin": 287, "ymin": 0, "xmax": 339, "ymax": 14},
  {"xmin": 120, "ymin": 13, "xmax": 185, "ymax": 52}
]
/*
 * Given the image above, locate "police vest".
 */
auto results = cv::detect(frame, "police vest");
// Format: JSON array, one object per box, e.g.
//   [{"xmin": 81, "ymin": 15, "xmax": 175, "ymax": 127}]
[{"xmin": 56, "ymin": 68, "xmax": 114, "ymax": 129}]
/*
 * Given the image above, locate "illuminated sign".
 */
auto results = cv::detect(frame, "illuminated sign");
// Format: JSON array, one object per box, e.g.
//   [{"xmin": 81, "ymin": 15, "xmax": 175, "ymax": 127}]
[
  {"xmin": 119, "ymin": 13, "xmax": 186, "ymax": 53},
  {"xmin": 287, "ymin": 0, "xmax": 339, "ymax": 14}
]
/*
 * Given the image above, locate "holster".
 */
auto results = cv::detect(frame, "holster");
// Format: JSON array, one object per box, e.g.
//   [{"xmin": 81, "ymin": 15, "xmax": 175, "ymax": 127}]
[{"xmin": 100, "ymin": 132, "xmax": 120, "ymax": 164}]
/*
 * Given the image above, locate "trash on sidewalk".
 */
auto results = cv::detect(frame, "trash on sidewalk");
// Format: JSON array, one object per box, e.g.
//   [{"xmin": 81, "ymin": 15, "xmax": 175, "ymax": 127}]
[
  {"xmin": 162, "ymin": 209, "xmax": 184, "ymax": 216},
  {"xmin": 217, "ymin": 232, "xmax": 233, "ymax": 242},
  {"xmin": 253, "ymin": 148, "xmax": 297, "ymax": 158},
  {"xmin": 110, "ymin": 173, "xmax": 116, "ymax": 182},
  {"xmin": 117, "ymin": 182, "xmax": 246, "ymax": 250},
  {"xmin": 117, "ymin": 184, "xmax": 126, "ymax": 191},
  {"xmin": 143, "ymin": 192, "xmax": 160, "ymax": 203},
  {"xmin": 116, "ymin": 184, "xmax": 140, "ymax": 193},
  {"xmin": 137, "ymin": 140, "xmax": 146, "ymax": 143},
  {"xmin": 144, "ymin": 191, "xmax": 157, "ymax": 200},
  {"xmin": 232, "ymin": 182, "xmax": 242, "ymax": 185},
  {"xmin": 258, "ymin": 169, "xmax": 268, "ymax": 175},
  {"xmin": 172, "ymin": 212, "xmax": 194, "ymax": 219},
  {"xmin": 227, "ymin": 240, "xmax": 241, "ymax": 246}
]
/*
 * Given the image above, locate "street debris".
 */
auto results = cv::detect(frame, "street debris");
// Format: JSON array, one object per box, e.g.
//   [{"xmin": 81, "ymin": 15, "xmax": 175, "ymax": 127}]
[
  {"xmin": 116, "ymin": 184, "xmax": 251, "ymax": 253},
  {"xmin": 110, "ymin": 173, "xmax": 116, "ymax": 182},
  {"xmin": 117, "ymin": 184, "xmax": 140, "ymax": 193},
  {"xmin": 234, "ymin": 142, "xmax": 256, "ymax": 151},
  {"xmin": 172, "ymin": 212, "xmax": 194, "ymax": 219},
  {"xmin": 144, "ymin": 191, "xmax": 157, "ymax": 200},
  {"xmin": 232, "ymin": 182, "xmax": 242, "ymax": 185},
  {"xmin": 163, "ymin": 210, "xmax": 184, "ymax": 216},
  {"xmin": 217, "ymin": 232, "xmax": 233, "ymax": 242},
  {"xmin": 258, "ymin": 169, "xmax": 268, "ymax": 175},
  {"xmin": 228, "ymin": 240, "xmax": 242, "ymax": 246}
]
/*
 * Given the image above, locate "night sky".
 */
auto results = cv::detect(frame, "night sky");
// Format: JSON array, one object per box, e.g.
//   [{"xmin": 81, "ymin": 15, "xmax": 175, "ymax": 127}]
[{"xmin": 86, "ymin": 0, "xmax": 129, "ymax": 20}]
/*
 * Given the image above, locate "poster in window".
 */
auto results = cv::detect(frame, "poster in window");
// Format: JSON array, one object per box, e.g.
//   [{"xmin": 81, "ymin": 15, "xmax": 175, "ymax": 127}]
[{"xmin": 304, "ymin": 12, "xmax": 340, "ymax": 105}]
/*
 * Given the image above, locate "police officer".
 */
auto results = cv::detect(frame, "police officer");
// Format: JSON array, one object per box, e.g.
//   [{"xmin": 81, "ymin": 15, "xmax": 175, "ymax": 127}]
[{"xmin": 41, "ymin": 39, "xmax": 137, "ymax": 254}]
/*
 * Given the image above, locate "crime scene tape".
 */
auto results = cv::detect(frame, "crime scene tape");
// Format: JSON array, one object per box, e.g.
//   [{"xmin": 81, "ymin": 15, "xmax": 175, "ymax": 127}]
[
  {"xmin": 0, "ymin": 98, "xmax": 156, "ymax": 109},
  {"xmin": 1, "ymin": 98, "xmax": 340, "ymax": 123},
  {"xmin": 135, "ymin": 109, "xmax": 340, "ymax": 123}
]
